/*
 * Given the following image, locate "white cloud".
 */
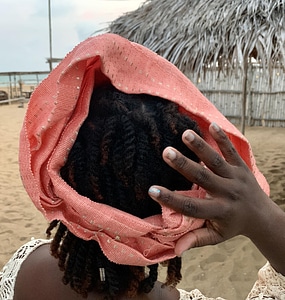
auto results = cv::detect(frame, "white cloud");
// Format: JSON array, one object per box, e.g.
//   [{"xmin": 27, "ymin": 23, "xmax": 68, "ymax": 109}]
[{"xmin": 0, "ymin": 0, "xmax": 143, "ymax": 72}]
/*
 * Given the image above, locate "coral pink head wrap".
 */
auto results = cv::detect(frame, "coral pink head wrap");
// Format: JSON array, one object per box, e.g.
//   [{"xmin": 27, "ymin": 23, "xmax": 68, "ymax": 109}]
[{"xmin": 19, "ymin": 33, "xmax": 269, "ymax": 266}]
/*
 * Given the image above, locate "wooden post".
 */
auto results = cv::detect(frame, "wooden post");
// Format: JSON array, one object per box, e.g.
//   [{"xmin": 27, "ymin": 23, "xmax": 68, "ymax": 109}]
[
  {"xmin": 247, "ymin": 62, "xmax": 253, "ymax": 126},
  {"xmin": 48, "ymin": 0, "xmax": 53, "ymax": 71},
  {"xmin": 241, "ymin": 57, "xmax": 248, "ymax": 134},
  {"xmin": 248, "ymin": 89, "xmax": 253, "ymax": 126},
  {"xmin": 9, "ymin": 74, "xmax": 12, "ymax": 99}
]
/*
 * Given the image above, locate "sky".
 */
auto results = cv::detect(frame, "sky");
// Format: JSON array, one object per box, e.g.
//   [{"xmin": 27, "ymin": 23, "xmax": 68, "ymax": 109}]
[{"xmin": 0, "ymin": 0, "xmax": 144, "ymax": 72}]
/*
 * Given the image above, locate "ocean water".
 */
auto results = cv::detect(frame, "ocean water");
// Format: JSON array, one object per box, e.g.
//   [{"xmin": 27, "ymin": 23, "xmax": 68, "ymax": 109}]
[{"xmin": 0, "ymin": 73, "xmax": 49, "ymax": 88}]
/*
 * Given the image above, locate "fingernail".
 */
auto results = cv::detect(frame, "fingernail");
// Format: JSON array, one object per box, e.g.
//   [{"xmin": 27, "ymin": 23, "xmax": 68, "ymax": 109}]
[
  {"xmin": 148, "ymin": 187, "xmax": 161, "ymax": 197},
  {"xmin": 184, "ymin": 131, "xmax": 195, "ymax": 142},
  {"xmin": 165, "ymin": 148, "xmax": 177, "ymax": 160},
  {"xmin": 211, "ymin": 122, "xmax": 220, "ymax": 132}
]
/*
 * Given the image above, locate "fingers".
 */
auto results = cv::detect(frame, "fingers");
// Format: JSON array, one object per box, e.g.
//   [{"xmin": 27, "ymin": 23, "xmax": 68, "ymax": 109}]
[
  {"xmin": 162, "ymin": 147, "xmax": 219, "ymax": 189},
  {"xmin": 162, "ymin": 123, "xmax": 248, "ymax": 190},
  {"xmin": 148, "ymin": 186, "xmax": 225, "ymax": 220},
  {"xmin": 207, "ymin": 123, "xmax": 247, "ymax": 167},
  {"xmin": 181, "ymin": 123, "xmax": 245, "ymax": 174},
  {"xmin": 182, "ymin": 129, "xmax": 231, "ymax": 177},
  {"xmin": 175, "ymin": 226, "xmax": 225, "ymax": 256},
  {"xmin": 162, "ymin": 146, "xmax": 228, "ymax": 193}
]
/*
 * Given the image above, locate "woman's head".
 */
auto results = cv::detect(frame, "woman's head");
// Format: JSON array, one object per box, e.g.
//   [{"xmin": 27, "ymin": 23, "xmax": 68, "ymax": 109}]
[
  {"xmin": 47, "ymin": 84, "xmax": 201, "ymax": 298},
  {"xmin": 20, "ymin": 32, "xmax": 266, "ymax": 299}
]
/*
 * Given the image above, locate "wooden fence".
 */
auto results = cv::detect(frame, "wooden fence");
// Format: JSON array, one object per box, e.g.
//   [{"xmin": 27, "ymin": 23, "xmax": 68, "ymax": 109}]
[
  {"xmin": 0, "ymin": 71, "xmax": 49, "ymax": 99},
  {"xmin": 191, "ymin": 66, "xmax": 285, "ymax": 127},
  {"xmin": 0, "ymin": 97, "xmax": 28, "ymax": 106},
  {"xmin": 200, "ymin": 89, "xmax": 285, "ymax": 127}
]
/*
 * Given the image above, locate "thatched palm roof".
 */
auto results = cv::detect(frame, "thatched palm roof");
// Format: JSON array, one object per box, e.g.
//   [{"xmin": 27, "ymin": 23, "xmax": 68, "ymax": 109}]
[
  {"xmin": 108, "ymin": 0, "xmax": 285, "ymax": 78},
  {"xmin": 108, "ymin": 0, "xmax": 285, "ymax": 132}
]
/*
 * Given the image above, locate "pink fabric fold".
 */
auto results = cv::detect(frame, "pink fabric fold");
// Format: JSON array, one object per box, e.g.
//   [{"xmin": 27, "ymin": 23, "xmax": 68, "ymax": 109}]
[{"xmin": 19, "ymin": 33, "xmax": 269, "ymax": 266}]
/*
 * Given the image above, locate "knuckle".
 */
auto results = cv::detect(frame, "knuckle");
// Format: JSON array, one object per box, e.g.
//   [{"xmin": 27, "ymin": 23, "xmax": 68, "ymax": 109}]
[
  {"xmin": 210, "ymin": 154, "xmax": 223, "ymax": 168},
  {"xmin": 174, "ymin": 155, "xmax": 189, "ymax": 170},
  {"xmin": 193, "ymin": 138, "xmax": 206, "ymax": 152},
  {"xmin": 225, "ymin": 144, "xmax": 237, "ymax": 158},
  {"xmin": 181, "ymin": 199, "xmax": 198, "ymax": 216},
  {"xmin": 160, "ymin": 192, "xmax": 175, "ymax": 205},
  {"xmin": 216, "ymin": 129, "xmax": 228, "ymax": 142},
  {"xmin": 193, "ymin": 167, "xmax": 210, "ymax": 184},
  {"xmin": 227, "ymin": 188, "xmax": 240, "ymax": 201}
]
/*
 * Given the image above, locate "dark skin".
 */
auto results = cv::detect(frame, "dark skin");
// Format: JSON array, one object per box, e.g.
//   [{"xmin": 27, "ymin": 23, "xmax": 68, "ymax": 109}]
[
  {"xmin": 14, "ymin": 245, "xmax": 179, "ymax": 300},
  {"xmin": 148, "ymin": 123, "xmax": 285, "ymax": 276}
]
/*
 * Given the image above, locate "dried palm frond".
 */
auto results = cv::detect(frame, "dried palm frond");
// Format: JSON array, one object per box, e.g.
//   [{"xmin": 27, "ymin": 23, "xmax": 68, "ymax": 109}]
[{"xmin": 107, "ymin": 0, "xmax": 285, "ymax": 81}]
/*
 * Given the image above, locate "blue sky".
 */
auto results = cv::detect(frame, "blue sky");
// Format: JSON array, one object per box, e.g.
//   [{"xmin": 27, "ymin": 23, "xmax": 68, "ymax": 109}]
[{"xmin": 0, "ymin": 0, "xmax": 144, "ymax": 72}]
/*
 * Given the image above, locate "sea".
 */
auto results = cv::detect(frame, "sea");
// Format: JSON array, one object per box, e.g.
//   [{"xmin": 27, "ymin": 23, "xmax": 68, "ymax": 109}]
[{"xmin": 0, "ymin": 73, "xmax": 49, "ymax": 88}]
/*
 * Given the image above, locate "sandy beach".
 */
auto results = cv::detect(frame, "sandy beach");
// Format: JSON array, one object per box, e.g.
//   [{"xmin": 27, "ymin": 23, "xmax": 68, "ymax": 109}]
[{"xmin": 0, "ymin": 103, "xmax": 284, "ymax": 299}]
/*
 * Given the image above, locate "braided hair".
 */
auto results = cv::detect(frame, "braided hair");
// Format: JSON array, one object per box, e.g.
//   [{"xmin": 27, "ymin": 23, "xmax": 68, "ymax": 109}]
[{"xmin": 46, "ymin": 84, "xmax": 201, "ymax": 298}]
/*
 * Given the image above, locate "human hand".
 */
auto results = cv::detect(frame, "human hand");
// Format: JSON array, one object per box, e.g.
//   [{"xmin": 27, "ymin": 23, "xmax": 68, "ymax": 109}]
[{"xmin": 148, "ymin": 123, "xmax": 272, "ymax": 256}]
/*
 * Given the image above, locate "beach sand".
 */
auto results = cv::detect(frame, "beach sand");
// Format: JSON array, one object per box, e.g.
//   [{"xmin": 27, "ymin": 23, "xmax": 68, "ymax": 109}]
[{"xmin": 0, "ymin": 103, "xmax": 284, "ymax": 299}]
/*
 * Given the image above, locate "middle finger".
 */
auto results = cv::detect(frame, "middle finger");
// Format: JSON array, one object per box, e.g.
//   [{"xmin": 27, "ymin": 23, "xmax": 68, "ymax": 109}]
[{"xmin": 182, "ymin": 130, "xmax": 234, "ymax": 178}]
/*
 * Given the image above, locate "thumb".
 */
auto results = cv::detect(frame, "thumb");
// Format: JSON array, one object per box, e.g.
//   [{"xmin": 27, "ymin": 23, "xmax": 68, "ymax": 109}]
[{"xmin": 175, "ymin": 227, "xmax": 224, "ymax": 256}]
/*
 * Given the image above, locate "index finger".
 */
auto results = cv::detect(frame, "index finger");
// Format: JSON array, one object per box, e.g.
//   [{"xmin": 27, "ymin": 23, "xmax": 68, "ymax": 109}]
[{"xmin": 148, "ymin": 186, "xmax": 225, "ymax": 220}]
